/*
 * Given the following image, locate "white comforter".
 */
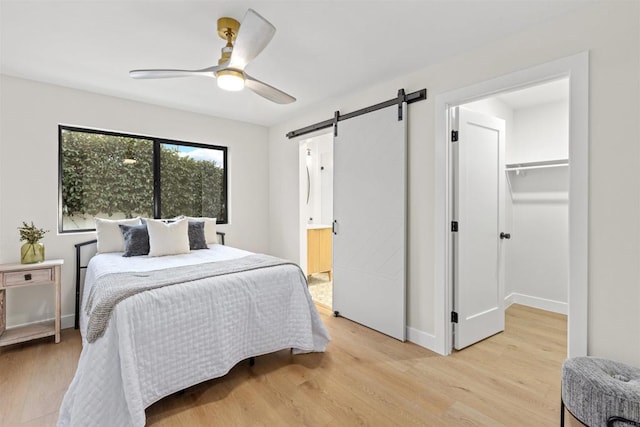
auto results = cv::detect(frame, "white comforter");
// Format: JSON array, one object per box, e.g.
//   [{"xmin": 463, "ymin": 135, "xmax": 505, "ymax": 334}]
[{"xmin": 58, "ymin": 246, "xmax": 330, "ymax": 427}]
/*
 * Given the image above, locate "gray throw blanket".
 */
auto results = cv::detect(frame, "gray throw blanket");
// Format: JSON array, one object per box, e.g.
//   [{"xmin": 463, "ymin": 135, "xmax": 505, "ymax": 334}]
[{"xmin": 85, "ymin": 254, "xmax": 300, "ymax": 343}]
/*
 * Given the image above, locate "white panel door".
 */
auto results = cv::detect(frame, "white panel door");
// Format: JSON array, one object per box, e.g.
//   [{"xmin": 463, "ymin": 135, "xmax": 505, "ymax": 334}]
[
  {"xmin": 333, "ymin": 104, "xmax": 407, "ymax": 341},
  {"xmin": 453, "ymin": 107, "xmax": 506, "ymax": 350}
]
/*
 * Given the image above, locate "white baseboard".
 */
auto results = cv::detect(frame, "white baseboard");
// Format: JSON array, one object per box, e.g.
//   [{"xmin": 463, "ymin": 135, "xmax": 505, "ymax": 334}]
[
  {"xmin": 6, "ymin": 314, "xmax": 76, "ymax": 331},
  {"xmin": 62, "ymin": 314, "xmax": 75, "ymax": 329},
  {"xmin": 504, "ymin": 292, "xmax": 567, "ymax": 315},
  {"xmin": 406, "ymin": 326, "xmax": 444, "ymax": 354},
  {"xmin": 504, "ymin": 292, "xmax": 516, "ymax": 308}
]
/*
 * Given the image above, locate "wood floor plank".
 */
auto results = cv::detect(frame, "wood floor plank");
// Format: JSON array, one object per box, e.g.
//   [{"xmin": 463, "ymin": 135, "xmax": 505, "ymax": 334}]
[
  {"xmin": 0, "ymin": 329, "xmax": 81, "ymax": 427},
  {"xmin": 0, "ymin": 304, "xmax": 573, "ymax": 426},
  {"xmin": 20, "ymin": 339, "xmax": 79, "ymax": 422},
  {"xmin": 0, "ymin": 338, "xmax": 38, "ymax": 426}
]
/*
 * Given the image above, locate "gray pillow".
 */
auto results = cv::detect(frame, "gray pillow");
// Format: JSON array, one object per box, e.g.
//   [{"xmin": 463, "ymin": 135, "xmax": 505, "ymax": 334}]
[
  {"xmin": 119, "ymin": 224, "xmax": 150, "ymax": 257},
  {"xmin": 188, "ymin": 221, "xmax": 208, "ymax": 250}
]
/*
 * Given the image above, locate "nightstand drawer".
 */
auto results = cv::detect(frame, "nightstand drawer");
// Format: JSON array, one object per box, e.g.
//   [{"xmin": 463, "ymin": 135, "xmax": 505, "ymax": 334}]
[{"xmin": 3, "ymin": 269, "xmax": 52, "ymax": 287}]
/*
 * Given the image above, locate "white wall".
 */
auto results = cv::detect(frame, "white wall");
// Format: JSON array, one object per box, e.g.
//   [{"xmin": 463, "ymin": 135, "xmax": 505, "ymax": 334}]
[
  {"xmin": 317, "ymin": 135, "xmax": 334, "ymax": 226},
  {"xmin": 0, "ymin": 75, "xmax": 269, "ymax": 328},
  {"xmin": 464, "ymin": 98, "xmax": 514, "ymax": 129},
  {"xmin": 268, "ymin": 2, "xmax": 640, "ymax": 364},
  {"xmin": 507, "ymin": 196, "xmax": 568, "ymax": 311},
  {"xmin": 510, "ymin": 101, "xmax": 569, "ymax": 163},
  {"xmin": 507, "ymin": 101, "xmax": 569, "ymax": 313}
]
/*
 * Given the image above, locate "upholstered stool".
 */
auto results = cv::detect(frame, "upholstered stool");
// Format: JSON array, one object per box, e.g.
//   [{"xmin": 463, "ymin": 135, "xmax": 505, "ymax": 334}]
[{"xmin": 561, "ymin": 357, "xmax": 640, "ymax": 426}]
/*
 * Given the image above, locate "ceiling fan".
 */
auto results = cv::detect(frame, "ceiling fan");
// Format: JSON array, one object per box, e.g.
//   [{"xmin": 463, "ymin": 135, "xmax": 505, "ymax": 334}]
[{"xmin": 129, "ymin": 9, "xmax": 295, "ymax": 104}]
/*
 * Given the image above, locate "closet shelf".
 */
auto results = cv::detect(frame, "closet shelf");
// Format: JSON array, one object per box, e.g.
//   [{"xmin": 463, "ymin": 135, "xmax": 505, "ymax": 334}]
[
  {"xmin": 505, "ymin": 158, "xmax": 569, "ymax": 198},
  {"xmin": 505, "ymin": 158, "xmax": 568, "ymax": 172}
]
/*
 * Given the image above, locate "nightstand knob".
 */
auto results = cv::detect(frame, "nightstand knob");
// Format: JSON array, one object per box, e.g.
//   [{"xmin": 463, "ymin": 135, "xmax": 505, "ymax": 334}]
[{"xmin": 24, "ymin": 273, "xmax": 32, "ymax": 281}]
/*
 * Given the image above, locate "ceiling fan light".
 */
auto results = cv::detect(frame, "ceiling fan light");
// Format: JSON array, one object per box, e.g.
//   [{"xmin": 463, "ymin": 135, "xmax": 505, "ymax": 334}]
[{"xmin": 217, "ymin": 69, "xmax": 245, "ymax": 91}]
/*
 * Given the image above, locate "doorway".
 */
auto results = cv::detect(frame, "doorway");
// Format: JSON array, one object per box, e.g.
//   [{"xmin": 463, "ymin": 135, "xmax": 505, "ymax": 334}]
[
  {"xmin": 434, "ymin": 52, "xmax": 589, "ymax": 357},
  {"xmin": 452, "ymin": 79, "xmax": 569, "ymax": 350},
  {"xmin": 299, "ymin": 132, "xmax": 334, "ymax": 308}
]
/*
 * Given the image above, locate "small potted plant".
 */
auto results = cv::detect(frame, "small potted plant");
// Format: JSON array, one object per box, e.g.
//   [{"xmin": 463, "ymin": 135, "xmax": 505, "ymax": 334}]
[{"xmin": 18, "ymin": 221, "xmax": 49, "ymax": 264}]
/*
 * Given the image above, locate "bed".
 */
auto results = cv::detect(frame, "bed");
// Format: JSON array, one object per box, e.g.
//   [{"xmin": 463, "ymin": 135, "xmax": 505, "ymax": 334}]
[{"xmin": 58, "ymin": 228, "xmax": 330, "ymax": 427}]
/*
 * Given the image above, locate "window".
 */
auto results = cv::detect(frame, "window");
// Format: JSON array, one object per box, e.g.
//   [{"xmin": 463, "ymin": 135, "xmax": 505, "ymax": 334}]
[{"xmin": 59, "ymin": 126, "xmax": 227, "ymax": 232}]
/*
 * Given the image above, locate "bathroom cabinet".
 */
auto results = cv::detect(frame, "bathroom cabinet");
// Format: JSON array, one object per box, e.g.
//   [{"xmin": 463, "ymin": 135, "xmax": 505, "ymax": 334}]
[{"xmin": 307, "ymin": 227, "xmax": 332, "ymax": 279}]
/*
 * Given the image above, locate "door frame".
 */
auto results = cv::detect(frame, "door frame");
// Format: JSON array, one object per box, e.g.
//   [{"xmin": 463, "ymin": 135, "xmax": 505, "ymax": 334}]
[{"xmin": 434, "ymin": 52, "xmax": 589, "ymax": 356}]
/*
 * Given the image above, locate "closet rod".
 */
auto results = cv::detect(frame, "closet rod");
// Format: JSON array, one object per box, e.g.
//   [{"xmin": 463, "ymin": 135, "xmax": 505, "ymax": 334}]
[
  {"xmin": 286, "ymin": 88, "xmax": 427, "ymax": 139},
  {"xmin": 506, "ymin": 163, "xmax": 567, "ymax": 172},
  {"xmin": 505, "ymin": 158, "xmax": 568, "ymax": 171}
]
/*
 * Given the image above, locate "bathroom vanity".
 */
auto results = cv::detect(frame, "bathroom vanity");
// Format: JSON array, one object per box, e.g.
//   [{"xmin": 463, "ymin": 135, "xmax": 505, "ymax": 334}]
[{"xmin": 307, "ymin": 225, "xmax": 332, "ymax": 279}]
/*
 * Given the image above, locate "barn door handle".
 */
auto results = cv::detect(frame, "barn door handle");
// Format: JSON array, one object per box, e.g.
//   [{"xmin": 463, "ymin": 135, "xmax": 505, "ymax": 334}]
[
  {"xmin": 500, "ymin": 232, "xmax": 511, "ymax": 240},
  {"xmin": 332, "ymin": 220, "xmax": 338, "ymax": 235}
]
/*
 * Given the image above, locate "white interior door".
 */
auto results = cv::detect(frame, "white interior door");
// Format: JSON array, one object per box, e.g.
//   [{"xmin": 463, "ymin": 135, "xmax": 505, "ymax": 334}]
[
  {"xmin": 333, "ymin": 104, "xmax": 407, "ymax": 341},
  {"xmin": 453, "ymin": 107, "xmax": 506, "ymax": 350}
]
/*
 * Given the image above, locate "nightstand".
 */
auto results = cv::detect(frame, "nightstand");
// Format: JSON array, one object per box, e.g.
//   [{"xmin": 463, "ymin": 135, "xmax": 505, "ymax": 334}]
[{"xmin": 0, "ymin": 259, "xmax": 64, "ymax": 346}]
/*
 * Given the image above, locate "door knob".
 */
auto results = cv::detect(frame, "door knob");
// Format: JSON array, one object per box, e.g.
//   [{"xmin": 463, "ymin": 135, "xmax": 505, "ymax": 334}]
[{"xmin": 500, "ymin": 232, "xmax": 511, "ymax": 240}]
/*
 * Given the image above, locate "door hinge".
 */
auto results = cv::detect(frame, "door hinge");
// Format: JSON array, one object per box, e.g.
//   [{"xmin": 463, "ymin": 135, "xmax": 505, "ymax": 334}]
[
  {"xmin": 451, "ymin": 311, "xmax": 458, "ymax": 323},
  {"xmin": 451, "ymin": 130, "xmax": 459, "ymax": 142},
  {"xmin": 451, "ymin": 221, "xmax": 458, "ymax": 232}
]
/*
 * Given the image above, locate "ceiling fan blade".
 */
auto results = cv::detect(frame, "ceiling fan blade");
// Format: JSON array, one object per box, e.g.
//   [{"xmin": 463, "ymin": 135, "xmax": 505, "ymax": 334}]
[
  {"xmin": 228, "ymin": 9, "xmax": 276, "ymax": 70},
  {"xmin": 129, "ymin": 64, "xmax": 226, "ymax": 79},
  {"xmin": 244, "ymin": 73, "xmax": 296, "ymax": 104}
]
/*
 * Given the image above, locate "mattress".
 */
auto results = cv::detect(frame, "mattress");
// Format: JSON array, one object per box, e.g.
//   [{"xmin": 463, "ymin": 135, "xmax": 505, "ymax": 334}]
[{"xmin": 59, "ymin": 245, "xmax": 330, "ymax": 427}]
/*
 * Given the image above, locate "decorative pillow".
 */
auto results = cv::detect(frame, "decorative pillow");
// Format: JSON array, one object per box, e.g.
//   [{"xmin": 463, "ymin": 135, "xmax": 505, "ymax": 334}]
[
  {"xmin": 188, "ymin": 221, "xmax": 208, "ymax": 250},
  {"xmin": 95, "ymin": 217, "xmax": 142, "ymax": 253},
  {"xmin": 119, "ymin": 224, "xmax": 150, "ymax": 257},
  {"xmin": 184, "ymin": 216, "xmax": 217, "ymax": 244},
  {"xmin": 146, "ymin": 218, "xmax": 190, "ymax": 257},
  {"xmin": 141, "ymin": 217, "xmax": 178, "ymax": 225}
]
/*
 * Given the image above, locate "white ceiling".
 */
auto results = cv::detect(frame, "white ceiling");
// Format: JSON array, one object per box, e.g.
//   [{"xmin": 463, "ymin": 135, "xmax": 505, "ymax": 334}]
[{"xmin": 0, "ymin": 1, "xmax": 593, "ymax": 127}]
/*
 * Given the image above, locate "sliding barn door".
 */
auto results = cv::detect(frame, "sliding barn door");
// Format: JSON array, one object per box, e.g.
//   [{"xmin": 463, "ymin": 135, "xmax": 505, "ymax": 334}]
[{"xmin": 332, "ymin": 104, "xmax": 407, "ymax": 341}]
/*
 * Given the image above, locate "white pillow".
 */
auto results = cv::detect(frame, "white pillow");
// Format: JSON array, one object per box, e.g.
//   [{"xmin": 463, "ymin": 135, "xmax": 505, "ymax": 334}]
[
  {"xmin": 146, "ymin": 217, "xmax": 190, "ymax": 257},
  {"xmin": 184, "ymin": 216, "xmax": 217, "ymax": 244},
  {"xmin": 95, "ymin": 217, "xmax": 142, "ymax": 253}
]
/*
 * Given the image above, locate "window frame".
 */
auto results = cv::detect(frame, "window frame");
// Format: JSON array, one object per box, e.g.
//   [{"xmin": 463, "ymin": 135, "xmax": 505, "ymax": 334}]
[{"xmin": 58, "ymin": 125, "xmax": 228, "ymax": 233}]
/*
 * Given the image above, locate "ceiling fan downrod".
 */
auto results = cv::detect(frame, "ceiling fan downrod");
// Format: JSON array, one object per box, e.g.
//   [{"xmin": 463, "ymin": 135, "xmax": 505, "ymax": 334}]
[{"xmin": 217, "ymin": 17, "xmax": 239, "ymax": 65}]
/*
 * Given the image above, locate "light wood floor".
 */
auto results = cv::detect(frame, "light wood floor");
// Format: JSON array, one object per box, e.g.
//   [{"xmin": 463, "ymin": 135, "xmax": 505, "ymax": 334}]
[{"xmin": 0, "ymin": 304, "xmax": 581, "ymax": 426}]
